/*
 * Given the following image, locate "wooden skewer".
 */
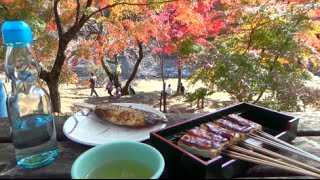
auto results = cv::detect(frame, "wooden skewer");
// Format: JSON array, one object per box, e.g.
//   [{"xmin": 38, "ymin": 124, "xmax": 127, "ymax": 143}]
[
  {"xmin": 248, "ymin": 134, "xmax": 311, "ymax": 157},
  {"xmin": 238, "ymin": 141, "xmax": 320, "ymax": 175},
  {"xmin": 226, "ymin": 145, "xmax": 301, "ymax": 170},
  {"xmin": 222, "ymin": 150, "xmax": 320, "ymax": 178},
  {"xmin": 249, "ymin": 133, "xmax": 320, "ymax": 163},
  {"xmin": 257, "ymin": 131, "xmax": 320, "ymax": 163},
  {"xmin": 228, "ymin": 144, "xmax": 320, "ymax": 174}
]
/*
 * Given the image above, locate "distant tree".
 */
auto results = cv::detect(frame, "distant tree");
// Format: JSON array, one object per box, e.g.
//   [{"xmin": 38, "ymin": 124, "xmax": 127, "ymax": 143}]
[
  {"xmin": 185, "ymin": 87, "xmax": 213, "ymax": 109},
  {"xmin": 151, "ymin": 0, "xmax": 228, "ymax": 95},
  {"xmin": 188, "ymin": 0, "xmax": 319, "ymax": 111}
]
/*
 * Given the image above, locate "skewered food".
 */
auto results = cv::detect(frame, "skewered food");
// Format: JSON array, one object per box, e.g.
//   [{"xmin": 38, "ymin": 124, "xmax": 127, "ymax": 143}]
[
  {"xmin": 186, "ymin": 126, "xmax": 228, "ymax": 143},
  {"xmin": 226, "ymin": 114, "xmax": 262, "ymax": 131},
  {"xmin": 177, "ymin": 134, "xmax": 224, "ymax": 158},
  {"xmin": 175, "ymin": 115, "xmax": 320, "ymax": 178},
  {"xmin": 181, "ymin": 120, "xmax": 242, "ymax": 158},
  {"xmin": 200, "ymin": 122, "xmax": 239, "ymax": 142},
  {"xmin": 93, "ymin": 103, "xmax": 167, "ymax": 127},
  {"xmin": 214, "ymin": 118, "xmax": 253, "ymax": 139}
]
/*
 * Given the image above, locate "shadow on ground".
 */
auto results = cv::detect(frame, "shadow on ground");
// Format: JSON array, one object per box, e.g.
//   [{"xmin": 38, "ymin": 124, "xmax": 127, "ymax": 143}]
[{"xmin": 77, "ymin": 91, "xmax": 238, "ymax": 114}]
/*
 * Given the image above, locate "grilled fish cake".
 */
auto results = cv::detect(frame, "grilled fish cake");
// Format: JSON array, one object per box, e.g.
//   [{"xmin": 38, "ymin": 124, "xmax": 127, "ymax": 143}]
[{"xmin": 94, "ymin": 104, "xmax": 167, "ymax": 127}]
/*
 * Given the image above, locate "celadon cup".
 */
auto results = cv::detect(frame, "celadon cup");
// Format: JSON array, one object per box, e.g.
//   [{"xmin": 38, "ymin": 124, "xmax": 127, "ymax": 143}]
[{"xmin": 71, "ymin": 141, "xmax": 165, "ymax": 179}]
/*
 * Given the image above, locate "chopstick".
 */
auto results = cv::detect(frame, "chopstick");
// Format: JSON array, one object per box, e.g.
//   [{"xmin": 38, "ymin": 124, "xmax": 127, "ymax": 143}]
[
  {"xmin": 237, "ymin": 141, "xmax": 320, "ymax": 175},
  {"xmin": 221, "ymin": 150, "xmax": 320, "ymax": 178}
]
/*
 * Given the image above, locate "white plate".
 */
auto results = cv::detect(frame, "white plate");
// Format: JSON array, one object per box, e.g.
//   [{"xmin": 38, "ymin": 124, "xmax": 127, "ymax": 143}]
[{"xmin": 62, "ymin": 103, "xmax": 167, "ymax": 146}]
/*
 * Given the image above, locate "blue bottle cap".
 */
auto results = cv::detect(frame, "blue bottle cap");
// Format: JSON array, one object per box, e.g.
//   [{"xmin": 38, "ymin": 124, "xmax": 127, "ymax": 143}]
[{"xmin": 1, "ymin": 20, "xmax": 33, "ymax": 46}]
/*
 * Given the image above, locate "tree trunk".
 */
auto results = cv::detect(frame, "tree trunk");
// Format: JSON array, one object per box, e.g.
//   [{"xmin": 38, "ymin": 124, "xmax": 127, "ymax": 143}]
[
  {"xmin": 176, "ymin": 67, "xmax": 182, "ymax": 94},
  {"xmin": 197, "ymin": 99, "xmax": 200, "ymax": 108},
  {"xmin": 47, "ymin": 78, "xmax": 61, "ymax": 113},
  {"xmin": 201, "ymin": 98, "xmax": 204, "ymax": 109},
  {"xmin": 40, "ymin": 39, "xmax": 70, "ymax": 113},
  {"xmin": 121, "ymin": 41, "xmax": 144, "ymax": 96},
  {"xmin": 39, "ymin": 1, "xmax": 92, "ymax": 113},
  {"xmin": 163, "ymin": 82, "xmax": 167, "ymax": 113},
  {"xmin": 101, "ymin": 57, "xmax": 114, "ymax": 80},
  {"xmin": 176, "ymin": 57, "xmax": 182, "ymax": 95},
  {"xmin": 113, "ymin": 74, "xmax": 121, "ymax": 89}
]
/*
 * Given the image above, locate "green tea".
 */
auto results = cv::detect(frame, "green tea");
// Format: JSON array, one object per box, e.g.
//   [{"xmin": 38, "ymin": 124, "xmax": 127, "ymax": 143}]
[{"xmin": 86, "ymin": 160, "xmax": 154, "ymax": 179}]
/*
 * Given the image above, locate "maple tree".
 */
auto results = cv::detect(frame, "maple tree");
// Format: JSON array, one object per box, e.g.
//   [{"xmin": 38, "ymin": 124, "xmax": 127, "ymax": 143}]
[
  {"xmin": 85, "ymin": 3, "xmax": 165, "ymax": 96},
  {"xmin": 150, "ymin": 0, "xmax": 228, "ymax": 94},
  {"xmin": 65, "ymin": 0, "xmax": 230, "ymax": 102},
  {"xmin": 0, "ymin": 0, "xmax": 176, "ymax": 113}
]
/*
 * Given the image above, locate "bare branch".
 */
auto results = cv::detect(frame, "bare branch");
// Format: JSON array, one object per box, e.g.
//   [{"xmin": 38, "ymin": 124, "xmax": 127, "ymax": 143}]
[
  {"xmin": 65, "ymin": 0, "xmax": 93, "ymax": 36},
  {"xmin": 54, "ymin": 0, "xmax": 63, "ymax": 36},
  {"xmin": 86, "ymin": 0, "xmax": 93, "ymax": 8},
  {"xmin": 66, "ymin": 54, "xmax": 76, "ymax": 61},
  {"xmin": 68, "ymin": 0, "xmax": 177, "ymax": 43},
  {"xmin": 75, "ymin": 0, "xmax": 80, "ymax": 25},
  {"xmin": 89, "ymin": 0, "xmax": 179, "ymax": 19},
  {"xmin": 246, "ymin": 20, "xmax": 271, "ymax": 52}
]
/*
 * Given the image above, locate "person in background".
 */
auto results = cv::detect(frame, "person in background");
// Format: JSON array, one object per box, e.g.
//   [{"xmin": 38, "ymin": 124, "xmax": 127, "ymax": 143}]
[
  {"xmin": 0, "ymin": 79, "xmax": 8, "ymax": 117},
  {"xmin": 166, "ymin": 84, "xmax": 173, "ymax": 95},
  {"xmin": 89, "ymin": 72, "xmax": 99, "ymax": 97},
  {"xmin": 180, "ymin": 83, "xmax": 185, "ymax": 95},
  {"xmin": 115, "ymin": 85, "xmax": 122, "ymax": 98},
  {"xmin": 129, "ymin": 85, "xmax": 136, "ymax": 95},
  {"xmin": 105, "ymin": 76, "xmax": 114, "ymax": 97}
]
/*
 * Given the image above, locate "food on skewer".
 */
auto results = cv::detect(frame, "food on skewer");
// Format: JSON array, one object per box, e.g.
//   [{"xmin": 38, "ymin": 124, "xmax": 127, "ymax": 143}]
[
  {"xmin": 226, "ymin": 114, "xmax": 262, "ymax": 131},
  {"xmin": 200, "ymin": 122, "xmax": 239, "ymax": 142},
  {"xmin": 186, "ymin": 126, "xmax": 229, "ymax": 143},
  {"xmin": 94, "ymin": 104, "xmax": 168, "ymax": 127},
  {"xmin": 178, "ymin": 126, "xmax": 230, "ymax": 158},
  {"xmin": 214, "ymin": 118, "xmax": 252, "ymax": 139},
  {"xmin": 177, "ymin": 134, "xmax": 224, "ymax": 158},
  {"xmin": 179, "ymin": 118, "xmax": 255, "ymax": 158},
  {"xmin": 176, "ymin": 115, "xmax": 320, "ymax": 178}
]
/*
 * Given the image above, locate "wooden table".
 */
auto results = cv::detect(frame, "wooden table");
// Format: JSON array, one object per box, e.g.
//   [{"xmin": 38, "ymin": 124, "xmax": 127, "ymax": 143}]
[{"xmin": 0, "ymin": 112, "xmax": 320, "ymax": 179}]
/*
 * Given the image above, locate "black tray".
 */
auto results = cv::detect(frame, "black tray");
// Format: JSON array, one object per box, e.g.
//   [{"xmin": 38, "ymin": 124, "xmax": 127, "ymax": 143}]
[{"xmin": 150, "ymin": 102, "xmax": 299, "ymax": 178}]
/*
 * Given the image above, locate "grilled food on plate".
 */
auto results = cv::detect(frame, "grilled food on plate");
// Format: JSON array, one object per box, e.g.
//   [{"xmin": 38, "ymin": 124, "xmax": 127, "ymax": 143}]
[
  {"xmin": 74, "ymin": 102, "xmax": 167, "ymax": 127},
  {"xmin": 94, "ymin": 104, "xmax": 167, "ymax": 127}
]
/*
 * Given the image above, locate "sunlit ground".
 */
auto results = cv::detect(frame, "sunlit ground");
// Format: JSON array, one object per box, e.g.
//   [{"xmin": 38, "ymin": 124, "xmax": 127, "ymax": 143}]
[{"xmin": 1, "ymin": 73, "xmax": 319, "ymax": 115}]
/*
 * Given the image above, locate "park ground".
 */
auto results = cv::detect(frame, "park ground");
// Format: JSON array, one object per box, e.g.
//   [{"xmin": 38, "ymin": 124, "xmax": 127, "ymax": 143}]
[
  {"xmin": 56, "ymin": 78, "xmax": 236, "ymax": 115},
  {"xmin": 1, "ymin": 74, "xmax": 236, "ymax": 115},
  {"xmin": 1, "ymin": 73, "xmax": 319, "ymax": 115}
]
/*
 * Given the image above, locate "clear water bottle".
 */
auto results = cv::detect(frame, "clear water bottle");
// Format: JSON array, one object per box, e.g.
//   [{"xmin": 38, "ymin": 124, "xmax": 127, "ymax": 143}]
[
  {"xmin": 0, "ymin": 79, "xmax": 7, "ymax": 118},
  {"xmin": 1, "ymin": 20, "xmax": 58, "ymax": 169}
]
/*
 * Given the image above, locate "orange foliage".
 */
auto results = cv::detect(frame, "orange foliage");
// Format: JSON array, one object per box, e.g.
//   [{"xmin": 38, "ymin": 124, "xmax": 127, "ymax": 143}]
[
  {"xmin": 1, "ymin": 0, "xmax": 15, "ymax": 3},
  {"xmin": 46, "ymin": 19, "xmax": 57, "ymax": 31},
  {"xmin": 308, "ymin": 9, "xmax": 320, "ymax": 18},
  {"xmin": 277, "ymin": 57, "xmax": 290, "ymax": 65},
  {"xmin": 151, "ymin": 0, "xmax": 227, "ymax": 55}
]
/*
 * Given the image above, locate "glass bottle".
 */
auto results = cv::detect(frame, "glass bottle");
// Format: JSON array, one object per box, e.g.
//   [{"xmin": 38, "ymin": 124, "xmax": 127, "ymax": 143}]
[
  {"xmin": 1, "ymin": 20, "xmax": 58, "ymax": 169},
  {"xmin": 0, "ymin": 79, "xmax": 7, "ymax": 118}
]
